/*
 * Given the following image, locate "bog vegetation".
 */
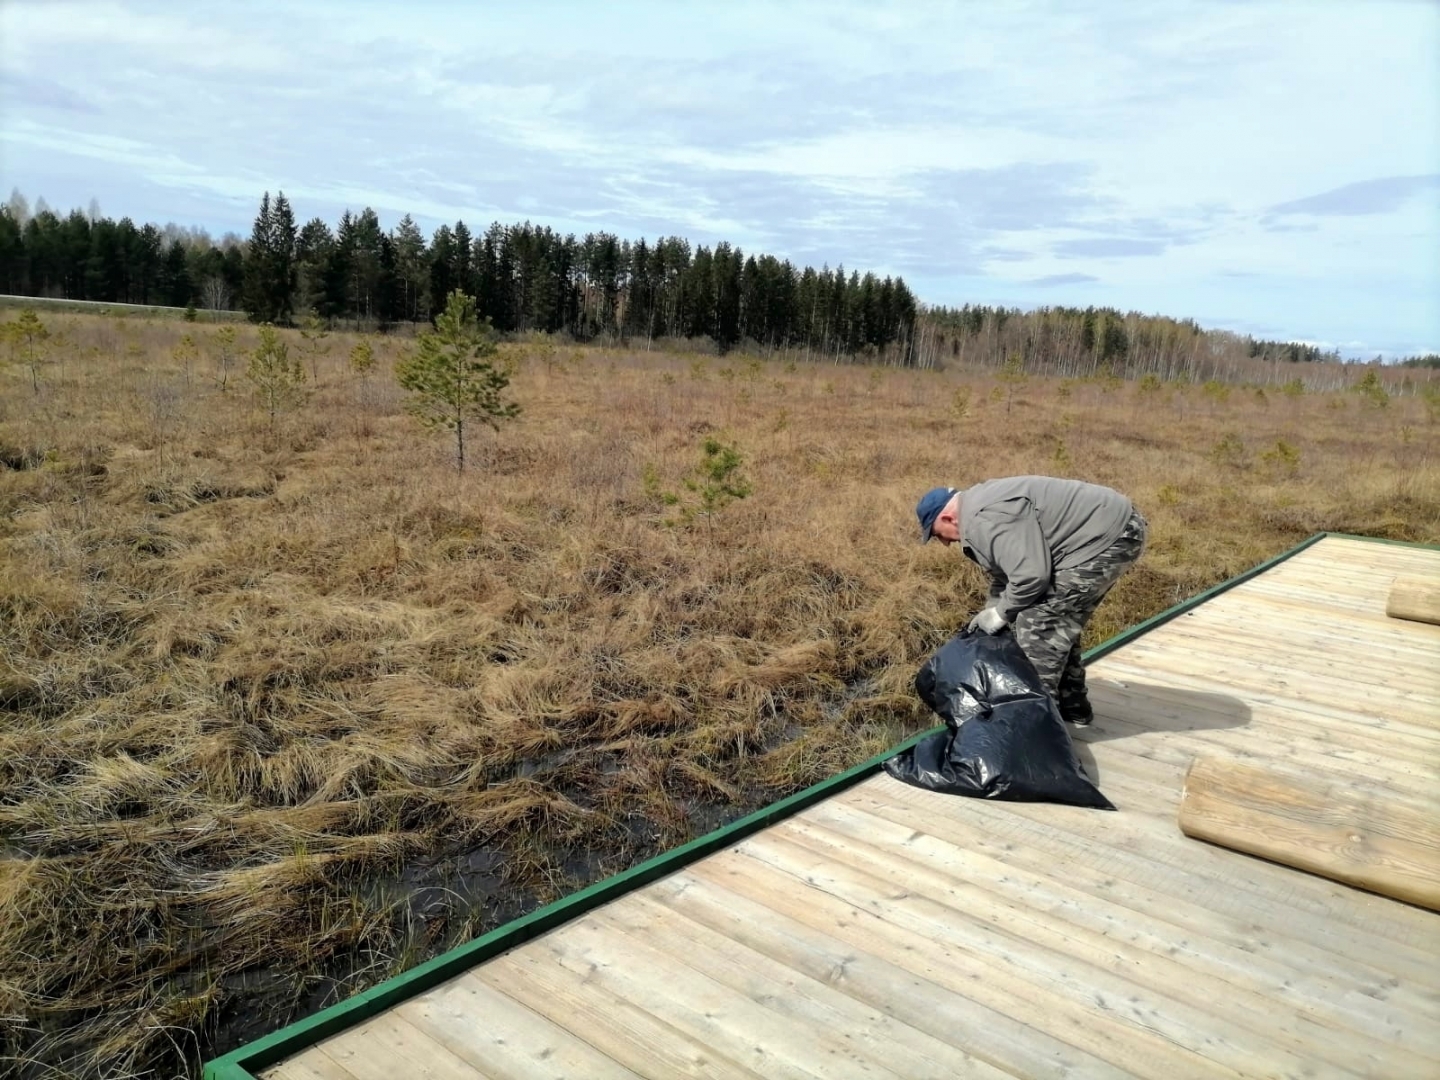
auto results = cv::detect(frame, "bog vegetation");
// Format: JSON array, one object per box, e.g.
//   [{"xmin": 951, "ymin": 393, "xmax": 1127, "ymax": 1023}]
[{"xmin": 1, "ymin": 307, "xmax": 1437, "ymax": 1079}]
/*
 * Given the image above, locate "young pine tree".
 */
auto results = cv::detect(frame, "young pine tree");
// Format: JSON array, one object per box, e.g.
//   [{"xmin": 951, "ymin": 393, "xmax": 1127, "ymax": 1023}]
[
  {"xmin": 3, "ymin": 307, "xmax": 51, "ymax": 392},
  {"xmin": 212, "ymin": 324, "xmax": 238, "ymax": 390},
  {"xmin": 246, "ymin": 323, "xmax": 307, "ymax": 436},
  {"xmin": 298, "ymin": 308, "xmax": 329, "ymax": 380},
  {"xmin": 348, "ymin": 336, "xmax": 377, "ymax": 376},
  {"xmin": 395, "ymin": 289, "xmax": 519, "ymax": 471}
]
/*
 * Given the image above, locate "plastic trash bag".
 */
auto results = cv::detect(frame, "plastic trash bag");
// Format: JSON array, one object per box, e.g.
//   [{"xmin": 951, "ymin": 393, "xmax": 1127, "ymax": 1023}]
[{"xmin": 883, "ymin": 629, "xmax": 1115, "ymax": 810}]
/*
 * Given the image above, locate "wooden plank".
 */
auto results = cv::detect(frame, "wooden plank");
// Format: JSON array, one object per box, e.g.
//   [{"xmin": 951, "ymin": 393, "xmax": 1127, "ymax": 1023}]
[
  {"xmin": 478, "ymin": 948, "xmax": 772, "ymax": 1079},
  {"xmin": 736, "ymin": 826, "xmax": 1366, "ymax": 1079},
  {"xmin": 1261, "ymin": 561, "xmax": 1428, "ymax": 587},
  {"xmin": 839, "ymin": 781, "xmax": 1440, "ymax": 1011},
  {"xmin": 1201, "ymin": 572, "xmax": 1426, "ymax": 610},
  {"xmin": 1255, "ymin": 562, "xmax": 1414, "ymax": 588},
  {"xmin": 854, "ymin": 779, "xmax": 1440, "ymax": 977},
  {"xmin": 1238, "ymin": 561, "xmax": 1393, "ymax": 587},
  {"xmin": 1300, "ymin": 540, "xmax": 1440, "ymax": 569},
  {"xmin": 1152, "ymin": 607, "xmax": 1440, "ymax": 665},
  {"xmin": 1112, "ymin": 623, "xmax": 1439, "ymax": 703},
  {"xmin": 1159, "ymin": 585, "xmax": 1440, "ymax": 640},
  {"xmin": 1086, "ymin": 672, "xmax": 1440, "ymax": 751},
  {"xmin": 309, "ymin": 1013, "xmax": 486, "ymax": 1080},
  {"xmin": 1090, "ymin": 659, "xmax": 1440, "ymax": 740},
  {"xmin": 1260, "ymin": 539, "xmax": 1434, "ymax": 567},
  {"xmin": 264, "ymin": 1057, "xmax": 361, "ymax": 1080},
  {"xmin": 1188, "ymin": 581, "xmax": 1440, "ymax": 638},
  {"xmin": 1096, "ymin": 641, "xmax": 1436, "ymax": 720},
  {"xmin": 1084, "ymin": 691, "xmax": 1440, "ymax": 779},
  {"xmin": 598, "ymin": 892, "xmax": 1018, "ymax": 1080},
  {"xmin": 398, "ymin": 972, "xmax": 642, "ymax": 1080},
  {"xmin": 778, "ymin": 803, "xmax": 1436, "ymax": 1073},
  {"xmin": 583, "ymin": 898, "xmax": 971, "ymax": 1080},
  {"xmin": 1012, "ymin": 756, "xmax": 1439, "ymax": 934},
  {"xmin": 1077, "ymin": 701, "xmax": 1440, "ymax": 795},
  {"xmin": 691, "ymin": 847, "xmax": 1246, "ymax": 1079},
  {"xmin": 1238, "ymin": 577, "xmax": 1429, "ymax": 614},
  {"xmin": 1230, "ymin": 581, "xmax": 1400, "ymax": 617},
  {"xmin": 505, "ymin": 912, "xmax": 892, "ymax": 1080},
  {"xmin": 1075, "ymin": 752, "xmax": 1440, "ymax": 860},
  {"xmin": 1388, "ymin": 575, "xmax": 1440, "ymax": 625},
  {"xmin": 1089, "ymin": 705, "xmax": 1440, "ymax": 785},
  {"xmin": 1100, "ymin": 654, "xmax": 1434, "ymax": 718},
  {"xmin": 1270, "ymin": 541, "xmax": 1436, "ymax": 573},
  {"xmin": 1178, "ymin": 757, "xmax": 1440, "ymax": 912},
  {"xmin": 648, "ymin": 870, "xmax": 1136, "ymax": 1080},
  {"xmin": 802, "ymin": 793, "xmax": 1439, "ymax": 1058},
  {"xmin": 1246, "ymin": 562, "xmax": 1402, "ymax": 587}
]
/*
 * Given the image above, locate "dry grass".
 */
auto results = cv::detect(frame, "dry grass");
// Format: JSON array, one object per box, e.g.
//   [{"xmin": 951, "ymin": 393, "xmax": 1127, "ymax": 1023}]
[{"xmin": 1, "ymin": 313, "xmax": 1436, "ymax": 1078}]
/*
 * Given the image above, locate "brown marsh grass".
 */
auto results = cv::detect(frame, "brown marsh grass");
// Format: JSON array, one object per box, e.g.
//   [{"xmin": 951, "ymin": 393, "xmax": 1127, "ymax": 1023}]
[{"xmin": 1, "ymin": 313, "xmax": 1437, "ymax": 1078}]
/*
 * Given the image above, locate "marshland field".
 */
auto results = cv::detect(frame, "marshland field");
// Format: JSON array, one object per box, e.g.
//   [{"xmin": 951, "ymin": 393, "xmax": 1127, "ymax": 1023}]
[{"xmin": 2, "ymin": 312, "xmax": 1437, "ymax": 1078}]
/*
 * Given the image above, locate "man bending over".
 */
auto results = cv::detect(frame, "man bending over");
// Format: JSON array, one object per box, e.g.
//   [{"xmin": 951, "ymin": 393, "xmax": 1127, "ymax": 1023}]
[{"xmin": 915, "ymin": 476, "xmax": 1148, "ymax": 727}]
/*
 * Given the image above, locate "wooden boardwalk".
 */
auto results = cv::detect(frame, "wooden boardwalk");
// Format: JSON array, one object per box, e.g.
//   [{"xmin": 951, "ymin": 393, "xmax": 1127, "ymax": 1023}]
[{"xmin": 264, "ymin": 537, "xmax": 1440, "ymax": 1080}]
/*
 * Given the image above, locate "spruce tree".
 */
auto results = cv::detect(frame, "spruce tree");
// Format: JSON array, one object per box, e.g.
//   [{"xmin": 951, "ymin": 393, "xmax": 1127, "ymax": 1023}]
[
  {"xmin": 391, "ymin": 215, "xmax": 428, "ymax": 322},
  {"xmin": 269, "ymin": 192, "xmax": 298, "ymax": 324},
  {"xmin": 242, "ymin": 192, "xmax": 274, "ymax": 321},
  {"xmin": 295, "ymin": 217, "xmax": 335, "ymax": 317},
  {"xmin": 427, "ymin": 225, "xmax": 455, "ymax": 319},
  {"xmin": 162, "ymin": 239, "xmax": 191, "ymax": 307}
]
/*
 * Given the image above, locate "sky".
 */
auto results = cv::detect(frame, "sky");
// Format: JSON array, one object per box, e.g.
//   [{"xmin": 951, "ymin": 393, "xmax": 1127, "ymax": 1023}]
[{"xmin": 2, "ymin": 0, "xmax": 1438, "ymax": 357}]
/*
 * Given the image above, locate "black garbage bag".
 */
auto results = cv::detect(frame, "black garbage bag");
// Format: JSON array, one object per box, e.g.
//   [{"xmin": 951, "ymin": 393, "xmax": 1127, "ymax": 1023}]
[{"xmin": 883, "ymin": 629, "xmax": 1115, "ymax": 810}]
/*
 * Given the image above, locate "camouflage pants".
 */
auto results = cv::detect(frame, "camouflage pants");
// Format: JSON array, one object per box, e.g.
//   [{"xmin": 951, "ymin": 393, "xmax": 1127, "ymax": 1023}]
[{"xmin": 1012, "ymin": 509, "xmax": 1148, "ymax": 720}]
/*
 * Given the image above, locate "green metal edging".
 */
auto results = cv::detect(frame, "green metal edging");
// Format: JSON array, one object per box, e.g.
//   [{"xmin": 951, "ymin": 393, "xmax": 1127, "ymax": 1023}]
[
  {"xmin": 201, "ymin": 725, "xmax": 937, "ymax": 1078},
  {"xmin": 1319, "ymin": 529, "xmax": 1440, "ymax": 552},
  {"xmin": 1081, "ymin": 529, "xmax": 1438, "ymax": 665},
  {"xmin": 203, "ymin": 529, "xmax": 1433, "ymax": 1079},
  {"xmin": 1081, "ymin": 531, "xmax": 1325, "ymax": 664}
]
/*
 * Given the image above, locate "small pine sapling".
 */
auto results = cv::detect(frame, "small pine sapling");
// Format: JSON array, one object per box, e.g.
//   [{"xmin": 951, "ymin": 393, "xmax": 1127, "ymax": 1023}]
[{"xmin": 395, "ymin": 289, "xmax": 520, "ymax": 471}]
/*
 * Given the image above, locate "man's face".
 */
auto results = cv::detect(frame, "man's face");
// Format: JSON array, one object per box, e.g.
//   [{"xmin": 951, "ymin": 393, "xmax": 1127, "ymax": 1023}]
[{"xmin": 930, "ymin": 504, "xmax": 960, "ymax": 545}]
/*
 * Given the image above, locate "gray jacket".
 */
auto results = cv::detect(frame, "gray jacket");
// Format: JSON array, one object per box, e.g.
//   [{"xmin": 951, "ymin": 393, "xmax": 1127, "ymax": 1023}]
[{"xmin": 958, "ymin": 476, "xmax": 1133, "ymax": 619}]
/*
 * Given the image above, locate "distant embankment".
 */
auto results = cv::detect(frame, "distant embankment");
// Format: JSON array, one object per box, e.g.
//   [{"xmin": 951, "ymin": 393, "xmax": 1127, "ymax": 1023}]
[{"xmin": 0, "ymin": 294, "xmax": 248, "ymax": 322}]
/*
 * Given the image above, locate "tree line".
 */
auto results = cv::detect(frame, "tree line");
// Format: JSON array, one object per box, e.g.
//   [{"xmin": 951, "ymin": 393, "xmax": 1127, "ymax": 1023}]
[
  {"xmin": 0, "ymin": 189, "xmax": 918, "ymax": 360},
  {"xmin": 912, "ymin": 303, "xmax": 1438, "ymax": 386},
  {"xmin": 0, "ymin": 191, "xmax": 245, "ymax": 313},
  {"xmin": 2, "ymin": 188, "xmax": 1434, "ymax": 378}
]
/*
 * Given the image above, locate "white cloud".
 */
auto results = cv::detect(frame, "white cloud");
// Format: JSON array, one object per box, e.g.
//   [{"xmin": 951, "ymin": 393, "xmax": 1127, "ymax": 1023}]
[{"xmin": 0, "ymin": 0, "xmax": 1436, "ymax": 353}]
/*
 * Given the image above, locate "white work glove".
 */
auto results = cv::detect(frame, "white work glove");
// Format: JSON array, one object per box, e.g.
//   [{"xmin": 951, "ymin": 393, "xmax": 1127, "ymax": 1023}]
[{"xmin": 968, "ymin": 606, "xmax": 1009, "ymax": 635}]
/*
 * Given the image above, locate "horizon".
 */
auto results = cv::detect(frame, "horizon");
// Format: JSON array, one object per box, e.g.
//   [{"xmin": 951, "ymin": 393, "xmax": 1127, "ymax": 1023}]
[
  {"xmin": 7, "ymin": 183, "xmax": 1434, "ymax": 365},
  {"xmin": 2, "ymin": 1, "xmax": 1437, "ymax": 359}
]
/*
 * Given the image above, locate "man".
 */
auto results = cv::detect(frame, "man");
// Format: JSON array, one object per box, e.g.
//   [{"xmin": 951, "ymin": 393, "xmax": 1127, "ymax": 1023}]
[{"xmin": 915, "ymin": 476, "xmax": 1147, "ymax": 727}]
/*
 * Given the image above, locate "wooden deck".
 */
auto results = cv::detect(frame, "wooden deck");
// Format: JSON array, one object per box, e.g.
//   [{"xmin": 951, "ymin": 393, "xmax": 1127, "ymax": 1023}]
[{"xmin": 266, "ymin": 537, "xmax": 1440, "ymax": 1080}]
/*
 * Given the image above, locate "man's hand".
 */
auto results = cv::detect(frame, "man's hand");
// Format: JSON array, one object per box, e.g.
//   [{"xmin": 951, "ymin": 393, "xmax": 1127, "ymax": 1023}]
[{"xmin": 968, "ymin": 606, "xmax": 1008, "ymax": 634}]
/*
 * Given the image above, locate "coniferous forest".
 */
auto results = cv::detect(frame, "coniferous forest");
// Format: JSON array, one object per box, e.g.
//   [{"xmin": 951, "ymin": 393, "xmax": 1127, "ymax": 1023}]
[
  {"xmin": 2, "ymin": 188, "xmax": 1436, "ymax": 377},
  {"xmin": 0, "ymin": 189, "xmax": 918, "ymax": 360}
]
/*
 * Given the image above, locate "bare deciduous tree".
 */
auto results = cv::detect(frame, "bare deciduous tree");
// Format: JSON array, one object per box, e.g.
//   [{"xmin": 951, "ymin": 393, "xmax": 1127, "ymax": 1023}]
[{"xmin": 201, "ymin": 276, "xmax": 231, "ymax": 312}]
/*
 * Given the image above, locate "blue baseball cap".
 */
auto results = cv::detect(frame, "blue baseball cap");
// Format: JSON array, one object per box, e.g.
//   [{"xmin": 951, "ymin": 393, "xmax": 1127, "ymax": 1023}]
[{"xmin": 916, "ymin": 486, "xmax": 956, "ymax": 543}]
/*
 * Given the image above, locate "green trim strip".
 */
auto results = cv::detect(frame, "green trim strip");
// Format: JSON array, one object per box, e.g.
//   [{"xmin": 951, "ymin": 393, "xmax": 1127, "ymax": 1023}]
[
  {"xmin": 1319, "ymin": 530, "xmax": 1440, "ymax": 552},
  {"xmin": 1081, "ymin": 530, "xmax": 1439, "ymax": 665},
  {"xmin": 202, "ymin": 726, "xmax": 937, "ymax": 1079},
  {"xmin": 1081, "ymin": 531, "xmax": 1327, "ymax": 664},
  {"xmin": 203, "ymin": 529, "xmax": 1433, "ymax": 1079}
]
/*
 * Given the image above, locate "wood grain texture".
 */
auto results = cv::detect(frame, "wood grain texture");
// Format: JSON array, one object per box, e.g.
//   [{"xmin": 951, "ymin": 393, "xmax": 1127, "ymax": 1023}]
[
  {"xmin": 1178, "ymin": 756, "xmax": 1440, "ymax": 911},
  {"xmin": 1386, "ymin": 574, "xmax": 1440, "ymax": 625}
]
